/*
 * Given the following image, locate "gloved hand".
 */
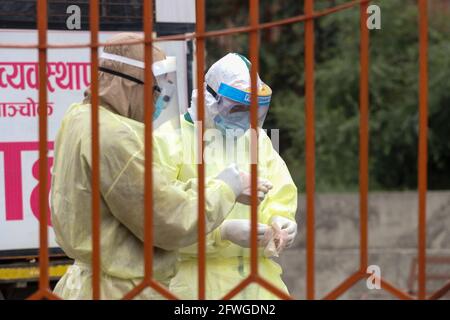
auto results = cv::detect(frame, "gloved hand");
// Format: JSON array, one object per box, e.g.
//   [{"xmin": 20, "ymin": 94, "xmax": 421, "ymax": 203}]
[
  {"xmin": 271, "ymin": 216, "xmax": 297, "ymax": 250},
  {"xmin": 236, "ymin": 171, "xmax": 273, "ymax": 205},
  {"xmin": 220, "ymin": 219, "xmax": 273, "ymax": 248},
  {"xmin": 216, "ymin": 164, "xmax": 273, "ymax": 205}
]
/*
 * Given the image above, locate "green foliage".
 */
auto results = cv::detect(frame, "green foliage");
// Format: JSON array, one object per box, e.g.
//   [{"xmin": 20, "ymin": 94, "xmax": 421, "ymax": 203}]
[{"xmin": 206, "ymin": 0, "xmax": 450, "ymax": 191}]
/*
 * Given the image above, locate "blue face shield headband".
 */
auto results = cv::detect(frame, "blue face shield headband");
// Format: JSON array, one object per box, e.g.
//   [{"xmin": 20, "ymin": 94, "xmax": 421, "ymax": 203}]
[{"xmin": 216, "ymin": 83, "xmax": 271, "ymax": 107}]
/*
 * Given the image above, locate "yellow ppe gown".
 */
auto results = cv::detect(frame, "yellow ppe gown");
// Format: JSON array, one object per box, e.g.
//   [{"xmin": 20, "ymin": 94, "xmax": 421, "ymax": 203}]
[
  {"xmin": 51, "ymin": 103, "xmax": 237, "ymax": 299},
  {"xmin": 162, "ymin": 115, "xmax": 298, "ymax": 300}
]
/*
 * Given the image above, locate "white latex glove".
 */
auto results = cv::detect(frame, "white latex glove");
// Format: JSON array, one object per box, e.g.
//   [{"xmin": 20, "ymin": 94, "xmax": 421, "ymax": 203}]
[
  {"xmin": 220, "ymin": 219, "xmax": 273, "ymax": 248},
  {"xmin": 216, "ymin": 164, "xmax": 273, "ymax": 205},
  {"xmin": 215, "ymin": 164, "xmax": 244, "ymax": 197},
  {"xmin": 237, "ymin": 171, "xmax": 273, "ymax": 205},
  {"xmin": 271, "ymin": 216, "xmax": 297, "ymax": 249}
]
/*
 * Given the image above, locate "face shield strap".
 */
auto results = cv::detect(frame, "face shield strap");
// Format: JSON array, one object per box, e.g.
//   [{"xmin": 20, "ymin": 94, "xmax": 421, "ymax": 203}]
[
  {"xmin": 100, "ymin": 52, "xmax": 145, "ymax": 69},
  {"xmin": 206, "ymin": 84, "xmax": 218, "ymax": 99},
  {"xmin": 100, "ymin": 51, "xmax": 178, "ymax": 121},
  {"xmin": 100, "ymin": 51, "xmax": 176, "ymax": 84},
  {"xmin": 99, "ymin": 67, "xmax": 162, "ymax": 95},
  {"xmin": 99, "ymin": 66, "xmax": 144, "ymax": 85}
]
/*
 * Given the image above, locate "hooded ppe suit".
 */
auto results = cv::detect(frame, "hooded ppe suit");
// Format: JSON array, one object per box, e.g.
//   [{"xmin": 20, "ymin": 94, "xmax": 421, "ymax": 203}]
[
  {"xmin": 166, "ymin": 53, "xmax": 298, "ymax": 299},
  {"xmin": 51, "ymin": 34, "xmax": 244, "ymax": 299}
]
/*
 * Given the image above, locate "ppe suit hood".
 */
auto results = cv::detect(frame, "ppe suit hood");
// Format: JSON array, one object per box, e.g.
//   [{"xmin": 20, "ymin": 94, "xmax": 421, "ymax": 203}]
[
  {"xmin": 188, "ymin": 84, "xmax": 219, "ymax": 129},
  {"xmin": 83, "ymin": 32, "xmax": 166, "ymax": 123},
  {"xmin": 205, "ymin": 52, "xmax": 264, "ymax": 95},
  {"xmin": 188, "ymin": 53, "xmax": 271, "ymax": 130}
]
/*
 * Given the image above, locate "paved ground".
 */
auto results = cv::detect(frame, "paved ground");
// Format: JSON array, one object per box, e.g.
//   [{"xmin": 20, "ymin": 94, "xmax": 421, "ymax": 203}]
[{"xmin": 279, "ymin": 191, "xmax": 450, "ymax": 299}]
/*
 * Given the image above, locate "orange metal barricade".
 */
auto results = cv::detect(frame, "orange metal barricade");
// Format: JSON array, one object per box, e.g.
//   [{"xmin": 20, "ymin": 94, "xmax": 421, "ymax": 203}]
[
  {"xmin": 0, "ymin": 0, "xmax": 447, "ymax": 300},
  {"xmin": 196, "ymin": 0, "xmax": 207, "ymax": 300},
  {"xmin": 304, "ymin": 0, "xmax": 316, "ymax": 300},
  {"xmin": 90, "ymin": 0, "xmax": 101, "ymax": 301}
]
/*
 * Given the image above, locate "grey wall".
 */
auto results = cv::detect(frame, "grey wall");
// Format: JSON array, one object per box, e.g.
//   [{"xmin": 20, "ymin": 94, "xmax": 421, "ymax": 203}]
[{"xmin": 279, "ymin": 191, "xmax": 450, "ymax": 299}]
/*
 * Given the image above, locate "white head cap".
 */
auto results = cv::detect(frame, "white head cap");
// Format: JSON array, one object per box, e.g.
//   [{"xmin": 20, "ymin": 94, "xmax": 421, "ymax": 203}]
[
  {"xmin": 188, "ymin": 53, "xmax": 269, "ymax": 129},
  {"xmin": 205, "ymin": 53, "xmax": 263, "ymax": 94}
]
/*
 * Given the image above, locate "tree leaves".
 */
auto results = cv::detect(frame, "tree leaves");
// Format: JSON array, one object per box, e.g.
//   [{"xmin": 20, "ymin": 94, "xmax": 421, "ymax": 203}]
[{"xmin": 206, "ymin": 0, "xmax": 450, "ymax": 191}]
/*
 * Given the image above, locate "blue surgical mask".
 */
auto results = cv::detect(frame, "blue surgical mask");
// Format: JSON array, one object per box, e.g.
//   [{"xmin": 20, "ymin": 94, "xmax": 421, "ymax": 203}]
[
  {"xmin": 153, "ymin": 95, "xmax": 166, "ymax": 120},
  {"xmin": 152, "ymin": 79, "xmax": 175, "ymax": 121},
  {"xmin": 214, "ymin": 111, "xmax": 249, "ymax": 138}
]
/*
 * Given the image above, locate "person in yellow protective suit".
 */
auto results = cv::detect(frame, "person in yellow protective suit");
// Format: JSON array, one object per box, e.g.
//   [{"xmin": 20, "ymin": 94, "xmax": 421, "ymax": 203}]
[
  {"xmin": 163, "ymin": 53, "xmax": 298, "ymax": 299},
  {"xmin": 51, "ymin": 35, "xmax": 272, "ymax": 300}
]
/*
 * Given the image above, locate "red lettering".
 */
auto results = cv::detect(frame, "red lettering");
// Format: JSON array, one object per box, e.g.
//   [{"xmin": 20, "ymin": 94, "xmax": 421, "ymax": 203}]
[
  {"xmin": 0, "ymin": 141, "xmax": 54, "ymax": 221},
  {"xmin": 30, "ymin": 157, "xmax": 53, "ymax": 227}
]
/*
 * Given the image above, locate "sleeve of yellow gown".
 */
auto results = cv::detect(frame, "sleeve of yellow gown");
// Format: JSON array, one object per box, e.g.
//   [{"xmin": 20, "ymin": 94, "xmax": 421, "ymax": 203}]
[
  {"xmin": 259, "ymin": 134, "xmax": 298, "ymax": 225},
  {"xmin": 210, "ymin": 133, "xmax": 298, "ymax": 247},
  {"xmin": 88, "ymin": 114, "xmax": 236, "ymax": 251}
]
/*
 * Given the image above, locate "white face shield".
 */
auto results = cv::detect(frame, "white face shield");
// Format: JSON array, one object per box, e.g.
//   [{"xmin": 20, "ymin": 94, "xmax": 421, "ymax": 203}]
[
  {"xmin": 151, "ymin": 56, "xmax": 177, "ymax": 120},
  {"xmin": 99, "ymin": 51, "xmax": 178, "ymax": 123}
]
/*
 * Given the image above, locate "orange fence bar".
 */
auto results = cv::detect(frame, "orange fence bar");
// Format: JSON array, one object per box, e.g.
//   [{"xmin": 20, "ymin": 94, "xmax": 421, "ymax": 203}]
[
  {"xmin": 27, "ymin": 0, "xmax": 51, "ymax": 301},
  {"xmin": 249, "ymin": 0, "xmax": 260, "ymax": 281},
  {"xmin": 359, "ymin": 0, "xmax": 370, "ymax": 274},
  {"xmin": 304, "ymin": 0, "xmax": 316, "ymax": 301},
  {"xmin": 195, "ymin": 0, "xmax": 207, "ymax": 300},
  {"xmin": 323, "ymin": 271, "xmax": 365, "ymax": 300},
  {"xmin": 429, "ymin": 280, "xmax": 450, "ymax": 300},
  {"xmin": 122, "ymin": 0, "xmax": 159, "ymax": 300},
  {"xmin": 37, "ymin": 0, "xmax": 49, "ymax": 296},
  {"xmin": 122, "ymin": 0, "xmax": 178, "ymax": 301},
  {"xmin": 5, "ymin": 0, "xmax": 445, "ymax": 301},
  {"xmin": 0, "ymin": 0, "xmax": 371, "ymax": 50},
  {"xmin": 417, "ymin": 0, "xmax": 429, "ymax": 300},
  {"xmin": 380, "ymin": 277, "xmax": 415, "ymax": 300},
  {"xmin": 142, "ymin": 0, "xmax": 155, "ymax": 286},
  {"xmin": 223, "ymin": 0, "xmax": 293, "ymax": 301},
  {"xmin": 89, "ymin": 0, "xmax": 101, "ymax": 300}
]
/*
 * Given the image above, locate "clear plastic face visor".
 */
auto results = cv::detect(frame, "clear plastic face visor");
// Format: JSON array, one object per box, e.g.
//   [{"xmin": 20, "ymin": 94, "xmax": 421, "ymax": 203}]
[
  {"xmin": 152, "ymin": 57, "xmax": 177, "ymax": 120},
  {"xmin": 211, "ymin": 82, "xmax": 271, "ymax": 135},
  {"xmin": 99, "ymin": 52, "xmax": 177, "ymax": 121}
]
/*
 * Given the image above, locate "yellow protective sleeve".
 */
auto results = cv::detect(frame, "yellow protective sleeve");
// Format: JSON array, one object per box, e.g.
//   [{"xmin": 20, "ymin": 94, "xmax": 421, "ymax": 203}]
[{"xmin": 81, "ymin": 110, "xmax": 237, "ymax": 252}]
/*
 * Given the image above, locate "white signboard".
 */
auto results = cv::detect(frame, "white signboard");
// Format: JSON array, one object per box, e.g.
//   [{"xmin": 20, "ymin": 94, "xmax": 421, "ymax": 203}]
[
  {"xmin": 0, "ymin": 29, "xmax": 188, "ymax": 253},
  {"xmin": 156, "ymin": 0, "xmax": 196, "ymax": 23}
]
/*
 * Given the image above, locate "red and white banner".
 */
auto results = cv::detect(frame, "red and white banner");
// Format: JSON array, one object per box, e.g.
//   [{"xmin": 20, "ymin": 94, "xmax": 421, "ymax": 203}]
[{"xmin": 0, "ymin": 29, "xmax": 188, "ymax": 252}]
